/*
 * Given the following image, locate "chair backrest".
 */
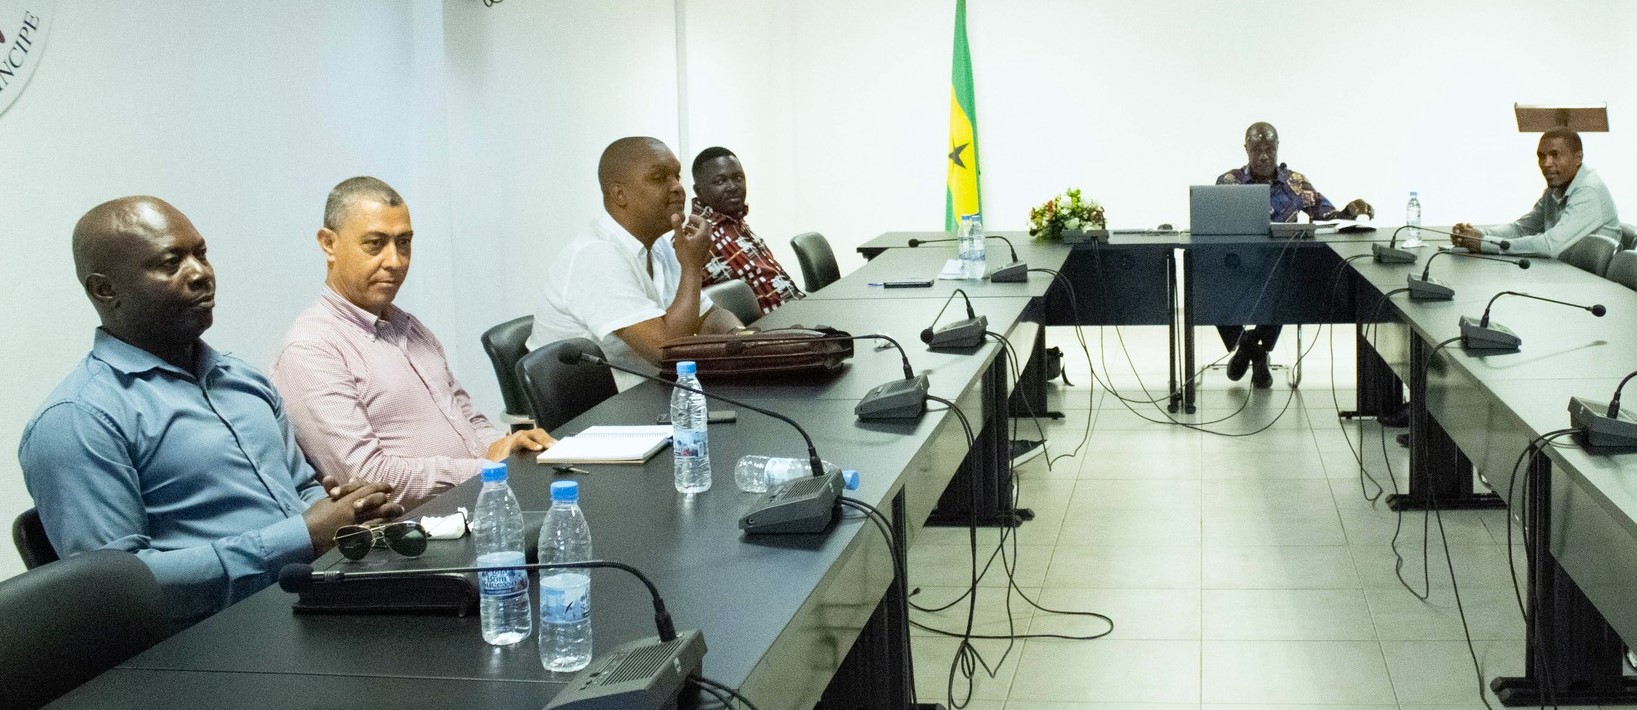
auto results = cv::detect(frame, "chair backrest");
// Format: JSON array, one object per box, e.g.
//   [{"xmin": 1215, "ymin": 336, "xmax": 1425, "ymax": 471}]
[
  {"xmin": 1560, "ymin": 234, "xmax": 1619, "ymax": 277},
  {"xmin": 516, "ymin": 338, "xmax": 619, "ymax": 431},
  {"xmin": 1621, "ymin": 222, "xmax": 1637, "ymax": 252},
  {"xmin": 0, "ymin": 549, "xmax": 171, "ymax": 709},
  {"xmin": 12, "ymin": 508, "xmax": 57, "ymax": 570},
  {"xmin": 790, "ymin": 232, "xmax": 841, "ymax": 292},
  {"xmin": 703, "ymin": 279, "xmax": 761, "ymax": 325},
  {"xmin": 480, "ymin": 316, "xmax": 534, "ymax": 419},
  {"xmin": 1607, "ymin": 250, "xmax": 1637, "ymax": 292}
]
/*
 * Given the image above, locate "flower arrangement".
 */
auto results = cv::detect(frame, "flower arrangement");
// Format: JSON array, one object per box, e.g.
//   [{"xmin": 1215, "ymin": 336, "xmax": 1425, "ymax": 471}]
[{"xmin": 1028, "ymin": 188, "xmax": 1106, "ymax": 241}]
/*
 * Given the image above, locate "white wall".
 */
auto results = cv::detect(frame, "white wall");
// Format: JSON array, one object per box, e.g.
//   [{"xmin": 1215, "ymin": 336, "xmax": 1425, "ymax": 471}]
[{"xmin": 2, "ymin": 0, "xmax": 1632, "ymax": 580}]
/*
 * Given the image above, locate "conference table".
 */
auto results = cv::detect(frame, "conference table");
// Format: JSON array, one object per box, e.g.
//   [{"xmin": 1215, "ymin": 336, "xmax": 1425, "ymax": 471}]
[
  {"xmin": 861, "ymin": 228, "xmax": 1637, "ymax": 705},
  {"xmin": 49, "ymin": 226, "xmax": 1637, "ymax": 708},
  {"xmin": 51, "ymin": 256, "xmax": 1065, "ymax": 709}
]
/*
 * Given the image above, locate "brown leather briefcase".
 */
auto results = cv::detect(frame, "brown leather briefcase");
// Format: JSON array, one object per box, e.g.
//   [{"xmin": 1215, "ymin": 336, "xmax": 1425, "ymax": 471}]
[{"xmin": 660, "ymin": 325, "xmax": 854, "ymax": 381}]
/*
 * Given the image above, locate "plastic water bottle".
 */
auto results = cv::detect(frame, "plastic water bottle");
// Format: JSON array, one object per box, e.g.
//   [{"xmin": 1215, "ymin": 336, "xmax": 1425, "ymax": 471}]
[
  {"xmin": 959, "ymin": 213, "xmax": 987, "ymax": 280},
  {"xmin": 1404, "ymin": 191, "xmax": 1422, "ymax": 247},
  {"xmin": 671, "ymin": 361, "xmax": 712, "ymax": 493},
  {"xmin": 733, "ymin": 455, "xmax": 842, "ymax": 493},
  {"xmin": 538, "ymin": 480, "xmax": 594, "ymax": 673},
  {"xmin": 474, "ymin": 462, "xmax": 531, "ymax": 646}
]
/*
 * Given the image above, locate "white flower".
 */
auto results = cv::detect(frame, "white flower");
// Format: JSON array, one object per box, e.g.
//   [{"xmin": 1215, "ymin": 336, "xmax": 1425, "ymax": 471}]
[{"xmin": 1065, "ymin": 217, "xmax": 1082, "ymax": 230}]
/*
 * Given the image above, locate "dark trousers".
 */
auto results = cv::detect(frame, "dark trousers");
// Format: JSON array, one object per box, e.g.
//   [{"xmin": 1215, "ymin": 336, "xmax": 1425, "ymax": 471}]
[{"xmin": 1218, "ymin": 324, "xmax": 1282, "ymax": 353}]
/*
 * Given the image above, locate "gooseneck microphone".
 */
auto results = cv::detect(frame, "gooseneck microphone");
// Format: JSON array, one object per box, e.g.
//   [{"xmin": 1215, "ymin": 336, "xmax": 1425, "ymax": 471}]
[
  {"xmin": 561, "ymin": 344, "xmax": 845, "ymax": 534},
  {"xmin": 908, "ymin": 236, "xmax": 1028, "ymax": 282},
  {"xmin": 1377, "ymin": 226, "xmax": 1514, "ymax": 264},
  {"xmin": 280, "ymin": 559, "xmax": 678, "ymax": 640},
  {"xmin": 1407, "ymin": 248, "xmax": 1530, "ymax": 301},
  {"xmin": 726, "ymin": 330, "xmax": 930, "ymax": 420},
  {"xmin": 560, "ymin": 345, "xmax": 824, "ymax": 478},
  {"xmin": 1460, "ymin": 291, "xmax": 1606, "ymax": 351},
  {"xmin": 1570, "ymin": 368, "xmax": 1637, "ymax": 450},
  {"xmin": 920, "ymin": 288, "xmax": 987, "ymax": 349}
]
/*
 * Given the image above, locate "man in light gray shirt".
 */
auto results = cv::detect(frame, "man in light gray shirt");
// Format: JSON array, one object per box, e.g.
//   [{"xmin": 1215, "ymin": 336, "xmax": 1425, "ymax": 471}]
[{"xmin": 1452, "ymin": 127, "xmax": 1620, "ymax": 257}]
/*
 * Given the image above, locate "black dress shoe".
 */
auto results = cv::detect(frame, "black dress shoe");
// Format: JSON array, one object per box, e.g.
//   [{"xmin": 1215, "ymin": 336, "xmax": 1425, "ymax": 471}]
[
  {"xmin": 1251, "ymin": 349, "xmax": 1273, "ymax": 389},
  {"xmin": 1378, "ymin": 405, "xmax": 1410, "ymax": 428},
  {"xmin": 1226, "ymin": 342, "xmax": 1254, "ymax": 381}
]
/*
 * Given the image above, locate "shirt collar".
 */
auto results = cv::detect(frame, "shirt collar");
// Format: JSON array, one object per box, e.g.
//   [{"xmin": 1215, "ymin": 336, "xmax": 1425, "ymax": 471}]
[
  {"xmin": 1553, "ymin": 165, "xmax": 1592, "ymax": 201},
  {"xmin": 691, "ymin": 197, "xmax": 749, "ymax": 226},
  {"xmin": 1235, "ymin": 164, "xmax": 1292, "ymax": 186},
  {"xmin": 91, "ymin": 327, "xmax": 224, "ymax": 380},
  {"xmin": 319, "ymin": 285, "xmax": 403, "ymax": 339},
  {"xmin": 594, "ymin": 210, "xmax": 653, "ymax": 262}
]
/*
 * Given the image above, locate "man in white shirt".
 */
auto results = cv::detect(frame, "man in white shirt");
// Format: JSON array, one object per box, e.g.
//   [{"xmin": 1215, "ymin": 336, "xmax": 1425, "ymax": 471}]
[{"xmin": 528, "ymin": 137, "xmax": 743, "ymax": 389}]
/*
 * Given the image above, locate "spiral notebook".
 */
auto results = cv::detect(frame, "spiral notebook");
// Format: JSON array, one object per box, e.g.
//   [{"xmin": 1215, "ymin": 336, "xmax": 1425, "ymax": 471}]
[{"xmin": 535, "ymin": 425, "xmax": 673, "ymax": 465}]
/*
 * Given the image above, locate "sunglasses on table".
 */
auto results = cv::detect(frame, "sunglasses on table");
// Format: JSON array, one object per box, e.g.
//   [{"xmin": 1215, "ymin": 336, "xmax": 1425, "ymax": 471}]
[{"xmin": 334, "ymin": 521, "xmax": 429, "ymax": 561}]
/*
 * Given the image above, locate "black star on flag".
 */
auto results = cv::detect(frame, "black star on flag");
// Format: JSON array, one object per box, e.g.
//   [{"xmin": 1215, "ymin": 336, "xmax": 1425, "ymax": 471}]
[{"xmin": 948, "ymin": 142, "xmax": 969, "ymax": 169}]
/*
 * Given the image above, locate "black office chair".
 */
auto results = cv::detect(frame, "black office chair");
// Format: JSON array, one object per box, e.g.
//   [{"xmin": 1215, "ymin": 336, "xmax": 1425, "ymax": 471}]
[
  {"xmin": 12, "ymin": 507, "xmax": 57, "ymax": 570},
  {"xmin": 703, "ymin": 279, "xmax": 762, "ymax": 325},
  {"xmin": 1620, "ymin": 223, "xmax": 1637, "ymax": 252},
  {"xmin": 516, "ymin": 338, "xmax": 618, "ymax": 431},
  {"xmin": 790, "ymin": 232, "xmax": 841, "ymax": 292},
  {"xmin": 1607, "ymin": 250, "xmax": 1637, "ymax": 292},
  {"xmin": 481, "ymin": 316, "xmax": 535, "ymax": 429},
  {"xmin": 1560, "ymin": 234, "xmax": 1619, "ymax": 277},
  {"xmin": 0, "ymin": 549, "xmax": 171, "ymax": 709}
]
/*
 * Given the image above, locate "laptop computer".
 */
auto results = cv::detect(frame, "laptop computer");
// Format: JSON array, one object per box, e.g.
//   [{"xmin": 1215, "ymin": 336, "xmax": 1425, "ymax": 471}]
[{"xmin": 1189, "ymin": 184, "xmax": 1270, "ymax": 237}]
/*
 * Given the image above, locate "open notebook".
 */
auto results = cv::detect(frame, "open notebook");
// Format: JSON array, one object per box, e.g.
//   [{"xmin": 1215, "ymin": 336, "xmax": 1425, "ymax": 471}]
[{"xmin": 535, "ymin": 425, "xmax": 673, "ymax": 465}]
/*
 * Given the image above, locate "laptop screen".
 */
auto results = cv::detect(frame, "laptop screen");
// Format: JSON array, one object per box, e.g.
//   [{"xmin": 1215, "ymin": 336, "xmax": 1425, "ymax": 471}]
[{"xmin": 1190, "ymin": 184, "xmax": 1271, "ymax": 237}]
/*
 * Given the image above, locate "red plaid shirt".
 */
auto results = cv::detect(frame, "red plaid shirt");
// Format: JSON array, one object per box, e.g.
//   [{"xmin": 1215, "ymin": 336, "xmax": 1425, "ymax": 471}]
[{"xmin": 692, "ymin": 198, "xmax": 804, "ymax": 314}]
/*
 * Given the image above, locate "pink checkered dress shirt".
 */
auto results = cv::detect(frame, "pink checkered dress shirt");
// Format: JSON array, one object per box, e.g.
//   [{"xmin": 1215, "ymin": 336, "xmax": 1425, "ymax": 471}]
[{"xmin": 270, "ymin": 288, "xmax": 504, "ymax": 509}]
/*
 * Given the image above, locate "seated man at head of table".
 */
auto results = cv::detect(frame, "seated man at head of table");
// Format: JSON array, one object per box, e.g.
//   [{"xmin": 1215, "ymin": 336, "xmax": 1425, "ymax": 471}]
[
  {"xmin": 1450, "ymin": 127, "xmax": 1620, "ymax": 257},
  {"xmin": 270, "ymin": 177, "xmax": 555, "ymax": 510},
  {"xmin": 528, "ymin": 136, "xmax": 744, "ymax": 390},
  {"xmin": 19, "ymin": 196, "xmax": 403, "ymax": 626},
  {"xmin": 1216, "ymin": 120, "xmax": 1374, "ymax": 388},
  {"xmin": 690, "ymin": 146, "xmax": 804, "ymax": 315}
]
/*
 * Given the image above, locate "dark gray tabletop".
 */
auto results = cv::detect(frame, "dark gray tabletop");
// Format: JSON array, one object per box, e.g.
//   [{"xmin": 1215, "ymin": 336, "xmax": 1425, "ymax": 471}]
[{"xmin": 803, "ymin": 245, "xmax": 1068, "ymax": 301}]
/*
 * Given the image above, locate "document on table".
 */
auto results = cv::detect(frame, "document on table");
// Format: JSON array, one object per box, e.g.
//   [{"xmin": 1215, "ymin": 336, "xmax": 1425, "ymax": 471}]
[
  {"xmin": 536, "ymin": 425, "xmax": 673, "ymax": 464},
  {"xmin": 937, "ymin": 258, "xmax": 965, "ymax": 280},
  {"xmin": 1315, "ymin": 219, "xmax": 1376, "ymax": 234}
]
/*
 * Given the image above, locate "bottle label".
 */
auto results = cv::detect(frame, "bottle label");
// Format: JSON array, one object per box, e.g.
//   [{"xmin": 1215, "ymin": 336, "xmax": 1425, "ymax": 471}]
[
  {"xmin": 540, "ymin": 573, "xmax": 591, "ymax": 625},
  {"xmin": 477, "ymin": 551, "xmax": 528, "ymax": 598},
  {"xmin": 674, "ymin": 429, "xmax": 708, "ymax": 459}
]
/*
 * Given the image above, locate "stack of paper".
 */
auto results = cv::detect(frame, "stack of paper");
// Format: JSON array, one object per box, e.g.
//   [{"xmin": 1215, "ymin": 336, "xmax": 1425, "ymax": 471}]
[{"xmin": 536, "ymin": 425, "xmax": 673, "ymax": 465}]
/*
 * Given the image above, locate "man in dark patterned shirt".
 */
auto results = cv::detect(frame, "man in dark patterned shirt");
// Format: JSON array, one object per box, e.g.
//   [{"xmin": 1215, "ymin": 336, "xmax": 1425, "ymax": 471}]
[
  {"xmin": 1215, "ymin": 121, "xmax": 1373, "ymax": 387},
  {"xmin": 690, "ymin": 147, "xmax": 804, "ymax": 315}
]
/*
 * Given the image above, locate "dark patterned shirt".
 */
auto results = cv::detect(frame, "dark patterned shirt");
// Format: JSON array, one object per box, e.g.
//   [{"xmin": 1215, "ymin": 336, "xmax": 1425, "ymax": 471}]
[
  {"xmin": 691, "ymin": 198, "xmax": 804, "ymax": 314},
  {"xmin": 1216, "ymin": 165, "xmax": 1337, "ymax": 223}
]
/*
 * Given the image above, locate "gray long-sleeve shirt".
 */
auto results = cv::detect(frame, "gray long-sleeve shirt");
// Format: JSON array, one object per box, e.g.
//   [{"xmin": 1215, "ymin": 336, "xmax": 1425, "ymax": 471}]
[{"xmin": 1480, "ymin": 165, "xmax": 1620, "ymax": 257}]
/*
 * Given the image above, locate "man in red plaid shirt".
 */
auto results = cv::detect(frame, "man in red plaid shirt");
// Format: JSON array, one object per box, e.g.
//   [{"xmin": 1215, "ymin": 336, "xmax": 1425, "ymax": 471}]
[{"xmin": 690, "ymin": 147, "xmax": 804, "ymax": 314}]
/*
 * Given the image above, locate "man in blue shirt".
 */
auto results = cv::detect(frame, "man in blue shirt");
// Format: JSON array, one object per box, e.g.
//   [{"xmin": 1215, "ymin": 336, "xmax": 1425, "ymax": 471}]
[
  {"xmin": 19, "ymin": 196, "xmax": 403, "ymax": 625},
  {"xmin": 1215, "ymin": 122, "xmax": 1373, "ymax": 387}
]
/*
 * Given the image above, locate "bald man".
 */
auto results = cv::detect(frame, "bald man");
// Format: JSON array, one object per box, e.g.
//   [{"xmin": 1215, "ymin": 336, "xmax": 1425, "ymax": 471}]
[
  {"xmin": 1215, "ymin": 121, "xmax": 1373, "ymax": 387},
  {"xmin": 527, "ymin": 137, "xmax": 744, "ymax": 389},
  {"xmin": 19, "ymin": 196, "xmax": 402, "ymax": 625}
]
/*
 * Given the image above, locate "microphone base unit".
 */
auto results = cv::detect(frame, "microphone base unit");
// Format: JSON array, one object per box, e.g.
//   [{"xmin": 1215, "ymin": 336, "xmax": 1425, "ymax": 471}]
[
  {"xmin": 1372, "ymin": 243, "xmax": 1420, "ymax": 264},
  {"xmin": 544, "ymin": 629, "xmax": 707, "ymax": 710},
  {"xmin": 986, "ymin": 261, "xmax": 1029, "ymax": 283},
  {"xmin": 1407, "ymin": 274, "xmax": 1454, "ymax": 301},
  {"xmin": 1569, "ymin": 397, "xmax": 1637, "ymax": 451},
  {"xmin": 855, "ymin": 373, "xmax": 930, "ymax": 421},
  {"xmin": 1458, "ymin": 315, "xmax": 1521, "ymax": 352},
  {"xmin": 739, "ymin": 470, "xmax": 846, "ymax": 534},
  {"xmin": 925, "ymin": 315, "xmax": 989, "ymax": 350}
]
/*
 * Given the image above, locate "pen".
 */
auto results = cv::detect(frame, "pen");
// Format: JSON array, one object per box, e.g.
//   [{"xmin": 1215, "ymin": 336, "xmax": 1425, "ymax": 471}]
[{"xmin": 552, "ymin": 464, "xmax": 590, "ymax": 475}]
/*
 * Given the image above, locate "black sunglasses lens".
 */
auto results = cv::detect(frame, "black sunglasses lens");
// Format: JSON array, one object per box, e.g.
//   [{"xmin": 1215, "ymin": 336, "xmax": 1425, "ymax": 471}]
[
  {"xmin": 384, "ymin": 523, "xmax": 428, "ymax": 558},
  {"xmin": 335, "ymin": 525, "xmax": 373, "ymax": 561}
]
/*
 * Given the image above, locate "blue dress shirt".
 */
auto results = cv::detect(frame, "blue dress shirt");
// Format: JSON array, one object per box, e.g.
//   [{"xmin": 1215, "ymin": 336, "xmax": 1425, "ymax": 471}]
[{"xmin": 19, "ymin": 329, "xmax": 324, "ymax": 624}]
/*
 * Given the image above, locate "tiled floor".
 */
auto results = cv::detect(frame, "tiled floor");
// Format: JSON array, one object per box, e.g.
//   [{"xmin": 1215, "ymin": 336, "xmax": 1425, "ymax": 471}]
[{"xmin": 907, "ymin": 325, "xmax": 1637, "ymax": 710}]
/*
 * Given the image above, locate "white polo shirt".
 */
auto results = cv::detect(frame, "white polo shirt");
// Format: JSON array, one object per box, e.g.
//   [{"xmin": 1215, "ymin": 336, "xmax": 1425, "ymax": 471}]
[{"xmin": 528, "ymin": 212, "xmax": 714, "ymax": 391}]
